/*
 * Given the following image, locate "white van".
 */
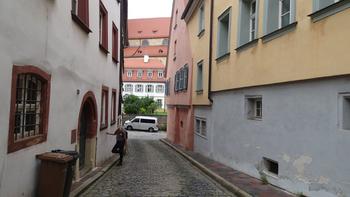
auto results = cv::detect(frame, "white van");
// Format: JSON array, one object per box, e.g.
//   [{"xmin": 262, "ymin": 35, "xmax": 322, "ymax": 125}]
[{"xmin": 124, "ymin": 116, "xmax": 159, "ymax": 132}]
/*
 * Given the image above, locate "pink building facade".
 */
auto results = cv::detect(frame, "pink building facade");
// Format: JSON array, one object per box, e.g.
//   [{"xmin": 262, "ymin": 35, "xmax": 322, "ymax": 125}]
[{"xmin": 166, "ymin": 0, "xmax": 194, "ymax": 150}]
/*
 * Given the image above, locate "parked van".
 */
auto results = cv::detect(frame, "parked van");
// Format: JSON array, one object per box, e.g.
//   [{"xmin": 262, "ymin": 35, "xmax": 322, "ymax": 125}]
[{"xmin": 124, "ymin": 116, "xmax": 159, "ymax": 132}]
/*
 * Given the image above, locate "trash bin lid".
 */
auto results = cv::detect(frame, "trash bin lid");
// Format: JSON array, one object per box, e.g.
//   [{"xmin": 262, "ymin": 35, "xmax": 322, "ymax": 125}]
[{"xmin": 36, "ymin": 152, "xmax": 73, "ymax": 163}]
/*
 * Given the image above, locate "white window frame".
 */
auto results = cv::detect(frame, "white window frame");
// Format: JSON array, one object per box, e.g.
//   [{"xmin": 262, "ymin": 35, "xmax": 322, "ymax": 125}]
[
  {"xmin": 198, "ymin": 2, "xmax": 205, "ymax": 33},
  {"xmin": 246, "ymin": 96, "xmax": 262, "ymax": 120},
  {"xmin": 127, "ymin": 70, "xmax": 132, "ymax": 77},
  {"xmin": 278, "ymin": 0, "xmax": 291, "ymax": 28},
  {"xmin": 147, "ymin": 70, "xmax": 153, "ymax": 78},
  {"xmin": 249, "ymin": 0, "xmax": 257, "ymax": 41},
  {"xmin": 156, "ymin": 85, "xmax": 164, "ymax": 93},
  {"xmin": 137, "ymin": 70, "xmax": 143, "ymax": 78},
  {"xmin": 158, "ymin": 71, "xmax": 164, "ymax": 78},
  {"xmin": 135, "ymin": 84, "xmax": 143, "ymax": 92},
  {"xmin": 145, "ymin": 84, "xmax": 154, "ymax": 93},
  {"xmin": 125, "ymin": 84, "xmax": 133, "ymax": 92},
  {"xmin": 195, "ymin": 117, "xmax": 207, "ymax": 138}
]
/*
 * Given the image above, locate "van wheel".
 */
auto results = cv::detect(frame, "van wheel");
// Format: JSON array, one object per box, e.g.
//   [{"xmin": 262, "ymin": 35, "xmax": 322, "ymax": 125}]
[
  {"xmin": 126, "ymin": 126, "xmax": 133, "ymax": 130},
  {"xmin": 148, "ymin": 127, "xmax": 154, "ymax": 132}
]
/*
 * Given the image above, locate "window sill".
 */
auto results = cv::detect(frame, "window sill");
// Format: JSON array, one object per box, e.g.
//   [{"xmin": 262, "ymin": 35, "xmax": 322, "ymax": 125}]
[
  {"xmin": 308, "ymin": 0, "xmax": 350, "ymax": 22},
  {"xmin": 111, "ymin": 120, "xmax": 116, "ymax": 126},
  {"xmin": 99, "ymin": 44, "xmax": 109, "ymax": 55},
  {"xmin": 261, "ymin": 22, "xmax": 297, "ymax": 43},
  {"xmin": 235, "ymin": 39, "xmax": 259, "ymax": 52},
  {"xmin": 71, "ymin": 13, "xmax": 92, "ymax": 34},
  {"xmin": 197, "ymin": 29, "xmax": 205, "ymax": 38},
  {"xmin": 100, "ymin": 124, "xmax": 108, "ymax": 131},
  {"xmin": 8, "ymin": 134, "xmax": 47, "ymax": 153},
  {"xmin": 215, "ymin": 52, "xmax": 230, "ymax": 62},
  {"xmin": 248, "ymin": 117, "xmax": 262, "ymax": 121},
  {"xmin": 195, "ymin": 132, "xmax": 208, "ymax": 140},
  {"xmin": 196, "ymin": 90, "xmax": 203, "ymax": 95}
]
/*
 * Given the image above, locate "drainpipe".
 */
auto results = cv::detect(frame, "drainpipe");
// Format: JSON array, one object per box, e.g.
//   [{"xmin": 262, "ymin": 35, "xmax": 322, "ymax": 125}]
[{"xmin": 208, "ymin": 0, "xmax": 214, "ymax": 104}]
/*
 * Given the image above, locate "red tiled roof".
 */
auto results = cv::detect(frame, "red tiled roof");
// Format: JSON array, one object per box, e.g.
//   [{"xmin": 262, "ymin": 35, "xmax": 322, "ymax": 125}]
[
  {"xmin": 124, "ymin": 58, "xmax": 165, "ymax": 69},
  {"xmin": 124, "ymin": 46, "xmax": 168, "ymax": 58},
  {"xmin": 128, "ymin": 18, "xmax": 171, "ymax": 39}
]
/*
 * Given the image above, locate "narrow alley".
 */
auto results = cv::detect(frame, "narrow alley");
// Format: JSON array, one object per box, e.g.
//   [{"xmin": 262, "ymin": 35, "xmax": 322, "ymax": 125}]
[{"xmin": 79, "ymin": 131, "xmax": 235, "ymax": 197}]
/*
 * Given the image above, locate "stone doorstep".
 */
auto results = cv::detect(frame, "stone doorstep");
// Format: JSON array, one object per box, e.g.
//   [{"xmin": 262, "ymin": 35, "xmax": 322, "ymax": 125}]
[
  {"xmin": 160, "ymin": 139, "xmax": 296, "ymax": 197},
  {"xmin": 69, "ymin": 157, "xmax": 119, "ymax": 197}
]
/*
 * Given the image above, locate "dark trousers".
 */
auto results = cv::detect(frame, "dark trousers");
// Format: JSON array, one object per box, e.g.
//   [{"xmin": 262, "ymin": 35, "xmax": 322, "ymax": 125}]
[{"xmin": 116, "ymin": 140, "xmax": 125, "ymax": 163}]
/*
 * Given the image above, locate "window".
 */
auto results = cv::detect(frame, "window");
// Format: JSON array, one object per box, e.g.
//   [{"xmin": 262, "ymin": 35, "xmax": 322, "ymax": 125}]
[
  {"xmin": 111, "ymin": 89, "xmax": 116, "ymax": 125},
  {"xmin": 195, "ymin": 117, "xmax": 207, "ymax": 137},
  {"xmin": 198, "ymin": 3, "xmax": 205, "ymax": 35},
  {"xmin": 137, "ymin": 70, "xmax": 143, "ymax": 78},
  {"xmin": 146, "ymin": 85, "xmax": 154, "ymax": 93},
  {"xmin": 179, "ymin": 68, "xmax": 184, "ymax": 90},
  {"xmin": 135, "ymin": 84, "xmax": 143, "ymax": 92},
  {"xmin": 264, "ymin": 0, "xmax": 296, "ymax": 35},
  {"xmin": 156, "ymin": 85, "xmax": 164, "ymax": 93},
  {"xmin": 132, "ymin": 118, "xmax": 140, "ymax": 123},
  {"xmin": 112, "ymin": 23, "xmax": 119, "ymax": 63},
  {"xmin": 71, "ymin": 0, "xmax": 90, "ymax": 33},
  {"xmin": 140, "ymin": 119, "xmax": 156, "ymax": 124},
  {"xmin": 314, "ymin": 0, "xmax": 340, "ymax": 11},
  {"xmin": 174, "ymin": 9, "xmax": 178, "ymax": 29},
  {"xmin": 174, "ymin": 40, "xmax": 177, "ymax": 57},
  {"xmin": 246, "ymin": 96, "xmax": 262, "ymax": 120},
  {"xmin": 310, "ymin": 0, "xmax": 348, "ymax": 22},
  {"xmin": 142, "ymin": 39, "xmax": 149, "ymax": 46},
  {"xmin": 8, "ymin": 66, "xmax": 51, "ymax": 153},
  {"xmin": 279, "ymin": 0, "xmax": 291, "ymax": 28},
  {"xmin": 99, "ymin": 1, "xmax": 108, "ymax": 53},
  {"xmin": 217, "ymin": 8, "xmax": 231, "ymax": 58},
  {"xmin": 162, "ymin": 38, "xmax": 169, "ymax": 46},
  {"xmin": 196, "ymin": 61, "xmax": 203, "ymax": 91},
  {"xmin": 183, "ymin": 65, "xmax": 188, "ymax": 91},
  {"xmin": 263, "ymin": 158, "xmax": 279, "ymax": 175},
  {"xmin": 156, "ymin": 99, "xmax": 163, "ymax": 108},
  {"xmin": 125, "ymin": 84, "xmax": 133, "ymax": 92},
  {"xmin": 174, "ymin": 65, "xmax": 188, "ymax": 92},
  {"xmin": 127, "ymin": 70, "xmax": 132, "ymax": 77},
  {"xmin": 158, "ymin": 71, "xmax": 164, "ymax": 78},
  {"xmin": 340, "ymin": 94, "xmax": 350, "ymax": 130},
  {"xmin": 147, "ymin": 70, "xmax": 153, "ymax": 78},
  {"xmin": 100, "ymin": 86, "xmax": 109, "ymax": 130},
  {"xmin": 165, "ymin": 79, "xmax": 171, "ymax": 96},
  {"xmin": 238, "ymin": 0, "xmax": 259, "ymax": 47}
]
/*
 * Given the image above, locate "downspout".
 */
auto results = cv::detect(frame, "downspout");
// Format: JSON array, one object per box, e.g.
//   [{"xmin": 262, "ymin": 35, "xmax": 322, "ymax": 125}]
[{"xmin": 208, "ymin": 0, "xmax": 214, "ymax": 104}]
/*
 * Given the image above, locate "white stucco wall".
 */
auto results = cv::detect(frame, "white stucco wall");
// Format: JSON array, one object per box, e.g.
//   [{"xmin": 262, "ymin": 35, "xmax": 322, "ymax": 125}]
[
  {"xmin": 194, "ymin": 77, "xmax": 350, "ymax": 197},
  {"xmin": 0, "ymin": 0, "xmax": 122, "ymax": 196}
]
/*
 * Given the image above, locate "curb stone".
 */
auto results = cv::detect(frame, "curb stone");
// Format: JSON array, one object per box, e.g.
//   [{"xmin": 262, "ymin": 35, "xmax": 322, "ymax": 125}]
[
  {"xmin": 70, "ymin": 157, "xmax": 119, "ymax": 197},
  {"xmin": 160, "ymin": 138, "xmax": 252, "ymax": 197}
]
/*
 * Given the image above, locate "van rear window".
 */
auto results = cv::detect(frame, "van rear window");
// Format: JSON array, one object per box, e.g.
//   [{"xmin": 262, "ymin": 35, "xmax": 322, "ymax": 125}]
[{"xmin": 141, "ymin": 119, "xmax": 155, "ymax": 123}]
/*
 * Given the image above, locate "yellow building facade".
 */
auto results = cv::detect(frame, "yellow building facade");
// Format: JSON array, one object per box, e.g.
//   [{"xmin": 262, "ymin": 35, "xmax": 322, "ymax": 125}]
[{"xmin": 183, "ymin": 0, "xmax": 350, "ymax": 196}]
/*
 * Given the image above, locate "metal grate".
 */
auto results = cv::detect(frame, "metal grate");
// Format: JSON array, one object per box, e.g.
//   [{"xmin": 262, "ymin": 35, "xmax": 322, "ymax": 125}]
[{"xmin": 14, "ymin": 74, "xmax": 42, "ymax": 141}]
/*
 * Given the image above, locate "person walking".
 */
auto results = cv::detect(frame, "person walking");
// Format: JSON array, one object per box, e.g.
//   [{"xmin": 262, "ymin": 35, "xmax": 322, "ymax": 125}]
[{"xmin": 109, "ymin": 127, "xmax": 128, "ymax": 166}]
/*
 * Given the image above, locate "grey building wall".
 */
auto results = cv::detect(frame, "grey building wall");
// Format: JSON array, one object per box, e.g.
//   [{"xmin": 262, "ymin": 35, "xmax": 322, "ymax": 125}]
[{"xmin": 194, "ymin": 76, "xmax": 350, "ymax": 197}]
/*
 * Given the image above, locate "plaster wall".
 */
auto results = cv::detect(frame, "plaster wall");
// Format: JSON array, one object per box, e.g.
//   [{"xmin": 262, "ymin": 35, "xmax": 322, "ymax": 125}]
[
  {"xmin": 194, "ymin": 76, "xmax": 350, "ymax": 197},
  {"xmin": 166, "ymin": 0, "xmax": 193, "ymax": 106},
  {"xmin": 0, "ymin": 0, "xmax": 121, "ymax": 196},
  {"xmin": 186, "ymin": 0, "xmax": 211, "ymax": 106},
  {"xmin": 211, "ymin": 0, "xmax": 350, "ymax": 92}
]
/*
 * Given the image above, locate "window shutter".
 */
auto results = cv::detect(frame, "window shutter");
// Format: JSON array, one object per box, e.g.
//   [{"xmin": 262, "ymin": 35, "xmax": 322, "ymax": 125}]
[{"xmin": 184, "ymin": 66, "xmax": 188, "ymax": 90}]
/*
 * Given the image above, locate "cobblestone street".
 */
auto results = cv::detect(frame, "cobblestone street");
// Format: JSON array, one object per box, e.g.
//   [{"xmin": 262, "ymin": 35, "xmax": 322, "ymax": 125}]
[{"xmin": 79, "ymin": 131, "xmax": 235, "ymax": 197}]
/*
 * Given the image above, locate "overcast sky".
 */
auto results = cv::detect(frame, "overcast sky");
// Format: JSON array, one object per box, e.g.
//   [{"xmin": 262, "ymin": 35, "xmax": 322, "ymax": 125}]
[{"xmin": 128, "ymin": 0, "xmax": 173, "ymax": 19}]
